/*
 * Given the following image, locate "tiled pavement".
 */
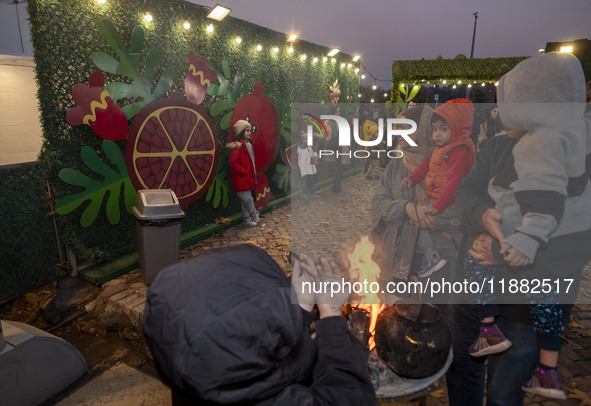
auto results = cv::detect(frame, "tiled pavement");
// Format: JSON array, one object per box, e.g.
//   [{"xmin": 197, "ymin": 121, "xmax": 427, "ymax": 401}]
[{"xmin": 91, "ymin": 166, "xmax": 591, "ymax": 405}]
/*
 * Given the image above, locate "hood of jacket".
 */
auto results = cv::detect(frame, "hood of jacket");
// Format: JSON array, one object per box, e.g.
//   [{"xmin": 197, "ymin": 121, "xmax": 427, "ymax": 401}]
[
  {"xmin": 432, "ymin": 98, "xmax": 474, "ymax": 145},
  {"xmin": 226, "ymin": 140, "xmax": 244, "ymax": 150},
  {"xmin": 497, "ymin": 52, "xmax": 586, "ymax": 131},
  {"xmin": 142, "ymin": 245, "xmax": 304, "ymax": 404}
]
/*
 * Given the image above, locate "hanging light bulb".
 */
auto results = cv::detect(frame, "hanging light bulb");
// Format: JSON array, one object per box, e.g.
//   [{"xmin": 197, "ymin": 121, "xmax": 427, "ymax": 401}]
[
  {"xmin": 457, "ymin": 80, "xmax": 462, "ymax": 84},
  {"xmin": 372, "ymin": 84, "xmax": 377, "ymax": 90},
  {"xmin": 144, "ymin": 12, "xmax": 153, "ymax": 22},
  {"xmin": 481, "ymin": 83, "xmax": 485, "ymax": 87},
  {"xmin": 361, "ymin": 74, "xmax": 366, "ymax": 79},
  {"xmin": 183, "ymin": 20, "xmax": 191, "ymax": 30},
  {"xmin": 370, "ymin": 99, "xmax": 375, "ymax": 103},
  {"xmin": 355, "ymin": 68, "xmax": 359, "ymax": 73},
  {"xmin": 358, "ymin": 93, "xmax": 362, "ymax": 98},
  {"xmin": 384, "ymin": 92, "xmax": 388, "ymax": 97},
  {"xmin": 453, "ymin": 84, "xmax": 457, "ymax": 89}
]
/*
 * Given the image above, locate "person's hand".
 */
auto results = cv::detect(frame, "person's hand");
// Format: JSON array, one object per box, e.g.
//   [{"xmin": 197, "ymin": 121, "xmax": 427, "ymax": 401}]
[
  {"xmin": 314, "ymin": 257, "xmax": 349, "ymax": 319},
  {"xmin": 292, "ymin": 254, "xmax": 317, "ymax": 312},
  {"xmin": 468, "ymin": 234, "xmax": 499, "ymax": 265},
  {"xmin": 478, "ymin": 133, "xmax": 487, "ymax": 143},
  {"xmin": 482, "ymin": 208, "xmax": 506, "ymax": 242},
  {"xmin": 500, "ymin": 243, "xmax": 533, "ymax": 267},
  {"xmin": 415, "ymin": 203, "xmax": 435, "ymax": 231},
  {"xmin": 400, "ymin": 178, "xmax": 413, "ymax": 189},
  {"xmin": 425, "ymin": 205, "xmax": 439, "ymax": 215}
]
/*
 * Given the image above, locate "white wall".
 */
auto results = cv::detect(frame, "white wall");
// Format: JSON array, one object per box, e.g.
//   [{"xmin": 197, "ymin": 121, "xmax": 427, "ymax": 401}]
[
  {"xmin": 0, "ymin": 55, "xmax": 43, "ymax": 166},
  {"xmin": 0, "ymin": 3, "xmax": 41, "ymax": 166}
]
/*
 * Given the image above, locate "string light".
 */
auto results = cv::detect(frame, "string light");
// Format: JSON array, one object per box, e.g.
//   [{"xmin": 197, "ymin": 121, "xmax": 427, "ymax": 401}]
[
  {"xmin": 235, "ymin": 36, "xmax": 242, "ymax": 44},
  {"xmin": 384, "ymin": 92, "xmax": 387, "ymax": 97},
  {"xmin": 355, "ymin": 68, "xmax": 359, "ymax": 73},
  {"xmin": 468, "ymin": 84, "xmax": 472, "ymax": 88},
  {"xmin": 347, "ymin": 63, "xmax": 352, "ymax": 68},
  {"xmin": 361, "ymin": 74, "xmax": 366, "ymax": 79},
  {"xmin": 457, "ymin": 80, "xmax": 462, "ymax": 84},
  {"xmin": 256, "ymin": 44, "xmax": 262, "ymax": 51},
  {"xmin": 481, "ymin": 83, "xmax": 485, "ymax": 87},
  {"xmin": 301, "ymin": 54, "xmax": 307, "ymax": 60},
  {"xmin": 372, "ymin": 84, "xmax": 377, "ymax": 90},
  {"xmin": 442, "ymin": 80, "xmax": 447, "ymax": 84},
  {"xmin": 144, "ymin": 12, "xmax": 153, "ymax": 22},
  {"xmin": 206, "ymin": 24, "xmax": 214, "ymax": 33},
  {"xmin": 323, "ymin": 56, "xmax": 328, "ymax": 61},
  {"xmin": 97, "ymin": 0, "xmax": 106, "ymax": 3},
  {"xmin": 313, "ymin": 57, "xmax": 318, "ymax": 62},
  {"xmin": 273, "ymin": 46, "xmax": 279, "ymax": 53},
  {"xmin": 288, "ymin": 46, "xmax": 294, "ymax": 53},
  {"xmin": 341, "ymin": 63, "xmax": 345, "ymax": 68},
  {"xmin": 183, "ymin": 20, "xmax": 190, "ymax": 30},
  {"xmin": 370, "ymin": 99, "xmax": 374, "ymax": 103}
]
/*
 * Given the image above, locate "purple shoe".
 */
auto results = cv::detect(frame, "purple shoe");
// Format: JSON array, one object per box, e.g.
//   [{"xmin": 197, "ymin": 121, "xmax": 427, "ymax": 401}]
[
  {"xmin": 522, "ymin": 367, "xmax": 566, "ymax": 400},
  {"xmin": 468, "ymin": 324, "xmax": 512, "ymax": 357}
]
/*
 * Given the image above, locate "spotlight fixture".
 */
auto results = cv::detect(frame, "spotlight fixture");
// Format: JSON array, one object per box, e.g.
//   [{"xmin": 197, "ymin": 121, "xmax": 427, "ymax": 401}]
[
  {"xmin": 144, "ymin": 12, "xmax": 153, "ymax": 22},
  {"xmin": 327, "ymin": 48, "xmax": 340, "ymax": 57},
  {"xmin": 183, "ymin": 20, "xmax": 191, "ymax": 30},
  {"xmin": 206, "ymin": 24, "xmax": 214, "ymax": 33},
  {"xmin": 207, "ymin": 4, "xmax": 231, "ymax": 21},
  {"xmin": 352, "ymin": 55, "xmax": 360, "ymax": 62},
  {"xmin": 560, "ymin": 45, "xmax": 573, "ymax": 53},
  {"xmin": 287, "ymin": 34, "xmax": 297, "ymax": 42}
]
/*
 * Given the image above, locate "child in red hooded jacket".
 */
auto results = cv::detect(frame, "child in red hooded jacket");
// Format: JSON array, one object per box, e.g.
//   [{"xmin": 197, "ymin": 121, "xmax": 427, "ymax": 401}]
[
  {"xmin": 227, "ymin": 119, "xmax": 259, "ymax": 227},
  {"xmin": 400, "ymin": 99, "xmax": 476, "ymax": 278}
]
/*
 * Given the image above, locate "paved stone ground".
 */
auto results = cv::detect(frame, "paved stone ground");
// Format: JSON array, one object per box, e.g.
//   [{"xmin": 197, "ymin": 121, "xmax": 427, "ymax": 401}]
[{"xmin": 94, "ymin": 165, "xmax": 591, "ymax": 405}]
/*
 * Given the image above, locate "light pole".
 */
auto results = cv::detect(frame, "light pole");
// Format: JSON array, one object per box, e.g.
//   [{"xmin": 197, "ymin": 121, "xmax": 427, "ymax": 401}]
[{"xmin": 470, "ymin": 12, "xmax": 478, "ymax": 58}]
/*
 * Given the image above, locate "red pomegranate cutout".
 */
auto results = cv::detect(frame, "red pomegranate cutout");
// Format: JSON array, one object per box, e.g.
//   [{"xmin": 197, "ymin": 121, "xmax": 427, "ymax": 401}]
[
  {"xmin": 125, "ymin": 96, "xmax": 219, "ymax": 209},
  {"xmin": 229, "ymin": 82, "xmax": 280, "ymax": 208}
]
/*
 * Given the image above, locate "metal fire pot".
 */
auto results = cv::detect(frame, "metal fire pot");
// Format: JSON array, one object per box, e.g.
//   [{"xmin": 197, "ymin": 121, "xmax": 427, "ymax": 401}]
[{"xmin": 374, "ymin": 302, "xmax": 451, "ymax": 379}]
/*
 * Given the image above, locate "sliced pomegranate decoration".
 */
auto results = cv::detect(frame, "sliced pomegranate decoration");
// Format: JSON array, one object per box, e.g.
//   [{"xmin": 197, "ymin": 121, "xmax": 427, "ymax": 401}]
[{"xmin": 125, "ymin": 96, "xmax": 219, "ymax": 209}]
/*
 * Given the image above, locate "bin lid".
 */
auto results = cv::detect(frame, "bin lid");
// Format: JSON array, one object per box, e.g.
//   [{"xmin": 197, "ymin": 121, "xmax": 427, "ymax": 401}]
[{"xmin": 133, "ymin": 189, "xmax": 185, "ymax": 220}]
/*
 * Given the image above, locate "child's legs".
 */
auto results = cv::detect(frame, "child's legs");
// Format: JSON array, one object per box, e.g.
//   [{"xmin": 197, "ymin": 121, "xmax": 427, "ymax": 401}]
[
  {"xmin": 416, "ymin": 229, "xmax": 433, "ymax": 256},
  {"xmin": 236, "ymin": 190, "xmax": 256, "ymax": 218},
  {"xmin": 464, "ymin": 252, "xmax": 497, "ymax": 309},
  {"xmin": 529, "ymin": 303, "xmax": 563, "ymax": 367}
]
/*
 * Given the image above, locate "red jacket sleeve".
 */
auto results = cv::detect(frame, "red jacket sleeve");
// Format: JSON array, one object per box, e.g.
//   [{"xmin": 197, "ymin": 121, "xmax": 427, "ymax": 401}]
[
  {"xmin": 431, "ymin": 146, "xmax": 472, "ymax": 213},
  {"xmin": 408, "ymin": 156, "xmax": 431, "ymax": 184}
]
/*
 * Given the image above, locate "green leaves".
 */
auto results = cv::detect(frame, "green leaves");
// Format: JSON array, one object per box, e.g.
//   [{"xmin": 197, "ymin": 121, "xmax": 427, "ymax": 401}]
[
  {"xmin": 92, "ymin": 20, "xmax": 173, "ymax": 120},
  {"xmin": 205, "ymin": 153, "xmax": 231, "ymax": 208},
  {"xmin": 55, "ymin": 141, "xmax": 136, "ymax": 227},
  {"xmin": 207, "ymin": 58, "xmax": 250, "ymax": 130}
]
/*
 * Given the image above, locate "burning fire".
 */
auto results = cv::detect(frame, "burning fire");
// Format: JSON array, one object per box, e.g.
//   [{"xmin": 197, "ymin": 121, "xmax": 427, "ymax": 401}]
[{"xmin": 348, "ymin": 236, "xmax": 385, "ymax": 350}]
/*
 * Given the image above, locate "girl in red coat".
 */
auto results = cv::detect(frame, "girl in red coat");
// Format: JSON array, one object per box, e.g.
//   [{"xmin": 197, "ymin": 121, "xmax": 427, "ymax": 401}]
[{"xmin": 227, "ymin": 120, "xmax": 259, "ymax": 227}]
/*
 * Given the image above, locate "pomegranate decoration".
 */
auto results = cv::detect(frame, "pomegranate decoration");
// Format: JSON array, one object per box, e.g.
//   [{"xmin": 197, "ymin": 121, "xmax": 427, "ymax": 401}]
[{"xmin": 229, "ymin": 82, "xmax": 280, "ymax": 208}]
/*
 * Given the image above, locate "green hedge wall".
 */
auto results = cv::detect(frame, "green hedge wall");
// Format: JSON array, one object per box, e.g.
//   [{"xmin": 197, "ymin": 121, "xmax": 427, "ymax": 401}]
[
  {"xmin": 391, "ymin": 57, "xmax": 529, "ymax": 102},
  {"xmin": 0, "ymin": 163, "xmax": 59, "ymax": 301},
  {"xmin": 26, "ymin": 0, "xmax": 359, "ymax": 264}
]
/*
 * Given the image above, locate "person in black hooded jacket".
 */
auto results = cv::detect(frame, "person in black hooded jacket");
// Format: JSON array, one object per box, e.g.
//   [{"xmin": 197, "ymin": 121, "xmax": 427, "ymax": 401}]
[{"xmin": 142, "ymin": 244, "xmax": 375, "ymax": 405}]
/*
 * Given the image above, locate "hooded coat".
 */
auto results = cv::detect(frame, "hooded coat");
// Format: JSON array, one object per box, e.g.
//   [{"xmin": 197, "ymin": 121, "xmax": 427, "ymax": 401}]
[
  {"xmin": 227, "ymin": 140, "xmax": 256, "ymax": 192},
  {"xmin": 142, "ymin": 245, "xmax": 376, "ymax": 406},
  {"xmin": 493, "ymin": 52, "xmax": 591, "ymax": 260},
  {"xmin": 408, "ymin": 99, "xmax": 476, "ymax": 213}
]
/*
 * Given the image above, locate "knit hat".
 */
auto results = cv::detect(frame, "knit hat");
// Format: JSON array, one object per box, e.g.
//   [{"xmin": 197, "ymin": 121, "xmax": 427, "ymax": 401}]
[{"xmin": 233, "ymin": 120, "xmax": 252, "ymax": 138}]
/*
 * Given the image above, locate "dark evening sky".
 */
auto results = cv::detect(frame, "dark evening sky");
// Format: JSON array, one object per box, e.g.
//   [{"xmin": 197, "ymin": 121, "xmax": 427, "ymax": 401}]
[{"xmin": 190, "ymin": 0, "xmax": 591, "ymax": 87}]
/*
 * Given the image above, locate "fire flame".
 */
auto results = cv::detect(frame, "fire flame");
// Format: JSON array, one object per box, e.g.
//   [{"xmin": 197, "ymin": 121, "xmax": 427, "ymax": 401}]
[{"xmin": 348, "ymin": 236, "xmax": 385, "ymax": 350}]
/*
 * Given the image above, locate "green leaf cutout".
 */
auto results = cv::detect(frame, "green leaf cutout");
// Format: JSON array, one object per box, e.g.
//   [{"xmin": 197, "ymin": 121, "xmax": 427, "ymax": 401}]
[
  {"xmin": 205, "ymin": 153, "xmax": 231, "ymax": 208},
  {"xmin": 55, "ymin": 140, "xmax": 136, "ymax": 227},
  {"xmin": 93, "ymin": 20, "xmax": 173, "ymax": 120}
]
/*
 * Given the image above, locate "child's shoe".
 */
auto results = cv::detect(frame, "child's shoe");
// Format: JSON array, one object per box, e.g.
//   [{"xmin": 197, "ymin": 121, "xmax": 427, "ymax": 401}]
[
  {"xmin": 251, "ymin": 211, "xmax": 260, "ymax": 224},
  {"xmin": 242, "ymin": 217, "xmax": 257, "ymax": 227},
  {"xmin": 522, "ymin": 367, "xmax": 566, "ymax": 400},
  {"xmin": 417, "ymin": 252, "xmax": 447, "ymax": 278},
  {"xmin": 468, "ymin": 324, "xmax": 512, "ymax": 357}
]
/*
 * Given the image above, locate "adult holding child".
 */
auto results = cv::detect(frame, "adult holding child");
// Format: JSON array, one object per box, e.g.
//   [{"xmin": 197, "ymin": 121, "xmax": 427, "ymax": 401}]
[{"xmin": 371, "ymin": 103, "xmax": 459, "ymax": 296}]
